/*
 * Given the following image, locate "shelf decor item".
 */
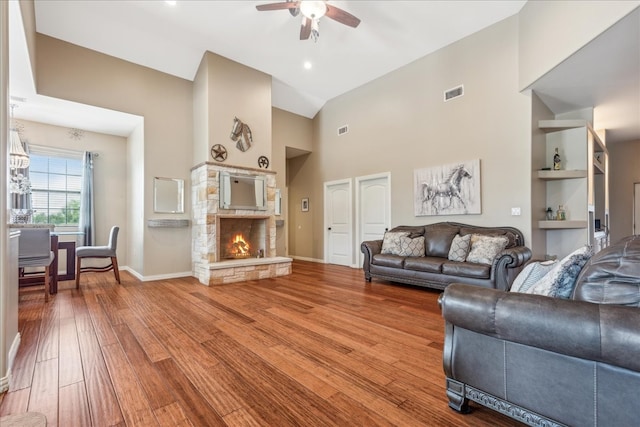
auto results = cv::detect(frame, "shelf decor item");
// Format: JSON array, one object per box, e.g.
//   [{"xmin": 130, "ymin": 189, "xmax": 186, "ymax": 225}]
[
  {"xmin": 553, "ymin": 147, "xmax": 562, "ymax": 170},
  {"xmin": 557, "ymin": 205, "xmax": 566, "ymax": 221},
  {"xmin": 546, "ymin": 207, "xmax": 554, "ymax": 220}
]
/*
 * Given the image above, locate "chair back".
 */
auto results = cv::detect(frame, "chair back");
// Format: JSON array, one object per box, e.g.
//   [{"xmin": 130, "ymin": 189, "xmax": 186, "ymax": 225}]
[
  {"xmin": 18, "ymin": 228, "xmax": 51, "ymax": 259},
  {"xmin": 108, "ymin": 226, "xmax": 120, "ymax": 251}
]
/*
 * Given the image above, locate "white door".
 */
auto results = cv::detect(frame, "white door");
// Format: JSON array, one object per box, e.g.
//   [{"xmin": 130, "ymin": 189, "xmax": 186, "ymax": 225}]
[
  {"xmin": 356, "ymin": 173, "xmax": 391, "ymax": 267},
  {"xmin": 324, "ymin": 179, "xmax": 353, "ymax": 266}
]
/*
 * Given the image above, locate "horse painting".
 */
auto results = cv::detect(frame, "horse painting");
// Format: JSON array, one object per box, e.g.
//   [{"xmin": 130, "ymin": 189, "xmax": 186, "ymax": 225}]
[{"xmin": 415, "ymin": 161, "xmax": 480, "ymax": 216}]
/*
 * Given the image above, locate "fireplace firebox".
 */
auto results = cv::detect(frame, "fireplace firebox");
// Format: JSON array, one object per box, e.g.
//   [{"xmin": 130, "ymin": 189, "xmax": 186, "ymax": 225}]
[{"xmin": 217, "ymin": 216, "xmax": 268, "ymax": 261}]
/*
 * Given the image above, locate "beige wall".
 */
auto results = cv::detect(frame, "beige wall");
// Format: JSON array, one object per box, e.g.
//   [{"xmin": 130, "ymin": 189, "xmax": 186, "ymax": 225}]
[
  {"xmin": 609, "ymin": 140, "xmax": 640, "ymax": 242},
  {"xmin": 194, "ymin": 52, "xmax": 272, "ymax": 168},
  {"xmin": 518, "ymin": 1, "xmax": 639, "ymax": 89},
  {"xmin": 33, "ymin": 35, "xmax": 193, "ymax": 278},
  {"xmin": 272, "ymin": 107, "xmax": 313, "ymax": 256},
  {"xmin": 290, "ymin": 15, "xmax": 532, "ymax": 260}
]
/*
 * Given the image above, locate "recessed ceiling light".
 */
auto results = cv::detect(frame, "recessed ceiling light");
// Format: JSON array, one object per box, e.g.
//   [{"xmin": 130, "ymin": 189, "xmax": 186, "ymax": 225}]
[
  {"xmin": 165, "ymin": 1, "xmax": 177, "ymax": 6},
  {"xmin": 303, "ymin": 61, "xmax": 312, "ymax": 70}
]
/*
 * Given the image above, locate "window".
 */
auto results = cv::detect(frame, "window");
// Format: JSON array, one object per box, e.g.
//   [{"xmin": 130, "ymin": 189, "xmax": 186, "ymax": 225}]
[{"xmin": 30, "ymin": 150, "xmax": 83, "ymax": 225}]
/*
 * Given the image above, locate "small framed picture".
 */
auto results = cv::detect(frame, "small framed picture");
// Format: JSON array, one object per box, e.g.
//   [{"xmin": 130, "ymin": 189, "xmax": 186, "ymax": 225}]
[{"xmin": 301, "ymin": 197, "xmax": 309, "ymax": 212}]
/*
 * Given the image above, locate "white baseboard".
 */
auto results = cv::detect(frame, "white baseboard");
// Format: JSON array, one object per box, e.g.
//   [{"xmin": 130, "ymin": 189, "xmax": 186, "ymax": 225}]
[
  {"xmin": 0, "ymin": 332, "xmax": 21, "ymax": 393},
  {"xmin": 288, "ymin": 255, "xmax": 325, "ymax": 263},
  {"xmin": 120, "ymin": 266, "xmax": 193, "ymax": 282},
  {"xmin": 288, "ymin": 256, "xmax": 361, "ymax": 268}
]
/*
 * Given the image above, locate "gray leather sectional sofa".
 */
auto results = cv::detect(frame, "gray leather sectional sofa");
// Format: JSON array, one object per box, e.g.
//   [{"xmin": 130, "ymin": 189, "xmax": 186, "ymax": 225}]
[
  {"xmin": 440, "ymin": 234, "xmax": 640, "ymax": 427},
  {"xmin": 361, "ymin": 222, "xmax": 531, "ymax": 291}
]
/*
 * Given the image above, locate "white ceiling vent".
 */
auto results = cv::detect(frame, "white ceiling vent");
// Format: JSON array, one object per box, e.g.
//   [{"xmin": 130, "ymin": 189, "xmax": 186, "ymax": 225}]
[
  {"xmin": 444, "ymin": 85, "xmax": 464, "ymax": 102},
  {"xmin": 337, "ymin": 125, "xmax": 349, "ymax": 136}
]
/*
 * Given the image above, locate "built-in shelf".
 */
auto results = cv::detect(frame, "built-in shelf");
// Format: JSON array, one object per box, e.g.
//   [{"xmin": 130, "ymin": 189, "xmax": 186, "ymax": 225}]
[
  {"xmin": 593, "ymin": 160, "xmax": 605, "ymax": 174},
  {"xmin": 147, "ymin": 219, "xmax": 190, "ymax": 228},
  {"xmin": 537, "ymin": 170, "xmax": 587, "ymax": 180},
  {"xmin": 538, "ymin": 220, "xmax": 588, "ymax": 230},
  {"xmin": 538, "ymin": 119, "xmax": 588, "ymax": 133}
]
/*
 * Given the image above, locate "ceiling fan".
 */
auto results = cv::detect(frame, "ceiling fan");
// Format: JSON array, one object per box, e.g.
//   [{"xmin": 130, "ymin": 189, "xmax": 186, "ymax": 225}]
[{"xmin": 256, "ymin": 0, "xmax": 361, "ymax": 42}]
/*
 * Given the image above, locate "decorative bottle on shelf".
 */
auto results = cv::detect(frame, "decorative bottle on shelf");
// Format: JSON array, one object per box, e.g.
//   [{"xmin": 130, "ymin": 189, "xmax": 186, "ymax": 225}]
[
  {"xmin": 557, "ymin": 205, "xmax": 566, "ymax": 221},
  {"xmin": 546, "ymin": 207, "xmax": 554, "ymax": 221},
  {"xmin": 553, "ymin": 148, "xmax": 562, "ymax": 170}
]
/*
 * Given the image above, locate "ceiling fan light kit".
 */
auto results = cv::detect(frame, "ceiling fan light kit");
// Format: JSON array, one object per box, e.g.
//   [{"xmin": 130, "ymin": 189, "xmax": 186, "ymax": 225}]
[
  {"xmin": 256, "ymin": 0, "xmax": 360, "ymax": 41},
  {"xmin": 300, "ymin": 1, "xmax": 327, "ymax": 20}
]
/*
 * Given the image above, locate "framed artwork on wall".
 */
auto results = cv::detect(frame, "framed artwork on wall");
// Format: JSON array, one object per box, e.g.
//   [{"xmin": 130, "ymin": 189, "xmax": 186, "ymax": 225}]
[
  {"xmin": 301, "ymin": 197, "xmax": 309, "ymax": 212},
  {"xmin": 414, "ymin": 159, "xmax": 481, "ymax": 216}
]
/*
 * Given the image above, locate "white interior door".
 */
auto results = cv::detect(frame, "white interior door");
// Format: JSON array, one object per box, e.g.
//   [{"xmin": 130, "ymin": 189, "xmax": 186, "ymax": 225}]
[
  {"xmin": 356, "ymin": 173, "xmax": 391, "ymax": 267},
  {"xmin": 324, "ymin": 179, "xmax": 353, "ymax": 266}
]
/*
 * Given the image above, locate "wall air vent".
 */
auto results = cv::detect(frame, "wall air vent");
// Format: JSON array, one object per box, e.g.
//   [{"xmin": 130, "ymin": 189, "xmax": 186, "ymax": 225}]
[
  {"xmin": 444, "ymin": 85, "xmax": 464, "ymax": 102},
  {"xmin": 337, "ymin": 125, "xmax": 349, "ymax": 136}
]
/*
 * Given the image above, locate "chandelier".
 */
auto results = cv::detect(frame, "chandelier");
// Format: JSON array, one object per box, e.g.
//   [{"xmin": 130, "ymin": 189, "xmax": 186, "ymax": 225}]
[{"xmin": 9, "ymin": 104, "xmax": 30, "ymax": 170}]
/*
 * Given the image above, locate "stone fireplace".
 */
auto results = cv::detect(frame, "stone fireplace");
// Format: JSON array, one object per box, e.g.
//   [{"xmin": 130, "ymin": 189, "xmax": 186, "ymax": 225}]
[{"xmin": 191, "ymin": 163, "xmax": 291, "ymax": 285}]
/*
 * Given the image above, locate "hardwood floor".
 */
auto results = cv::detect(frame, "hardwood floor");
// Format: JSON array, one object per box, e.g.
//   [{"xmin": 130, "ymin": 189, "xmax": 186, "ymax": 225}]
[{"xmin": 0, "ymin": 260, "xmax": 522, "ymax": 426}]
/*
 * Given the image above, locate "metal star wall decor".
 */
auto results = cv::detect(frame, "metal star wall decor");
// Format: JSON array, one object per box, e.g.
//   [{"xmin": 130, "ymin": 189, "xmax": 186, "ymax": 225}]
[
  {"xmin": 211, "ymin": 144, "xmax": 228, "ymax": 162},
  {"xmin": 258, "ymin": 156, "xmax": 269, "ymax": 169}
]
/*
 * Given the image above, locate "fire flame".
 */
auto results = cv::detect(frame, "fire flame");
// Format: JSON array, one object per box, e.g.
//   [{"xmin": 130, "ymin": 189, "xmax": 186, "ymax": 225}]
[{"xmin": 228, "ymin": 233, "xmax": 250, "ymax": 257}]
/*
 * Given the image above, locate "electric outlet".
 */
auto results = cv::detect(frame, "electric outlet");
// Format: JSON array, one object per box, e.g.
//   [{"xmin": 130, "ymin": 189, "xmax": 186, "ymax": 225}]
[{"xmin": 511, "ymin": 207, "xmax": 521, "ymax": 216}]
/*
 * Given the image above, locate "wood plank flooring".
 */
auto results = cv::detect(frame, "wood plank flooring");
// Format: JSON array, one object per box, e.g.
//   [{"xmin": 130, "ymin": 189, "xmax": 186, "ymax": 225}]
[{"xmin": 0, "ymin": 260, "xmax": 523, "ymax": 426}]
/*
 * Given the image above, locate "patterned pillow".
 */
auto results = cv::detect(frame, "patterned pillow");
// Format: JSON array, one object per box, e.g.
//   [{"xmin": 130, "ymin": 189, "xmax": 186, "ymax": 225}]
[
  {"xmin": 381, "ymin": 231, "xmax": 410, "ymax": 255},
  {"xmin": 510, "ymin": 260, "xmax": 557, "ymax": 293},
  {"xmin": 466, "ymin": 234, "xmax": 509, "ymax": 265},
  {"xmin": 448, "ymin": 234, "xmax": 472, "ymax": 262},
  {"xmin": 526, "ymin": 246, "xmax": 594, "ymax": 298},
  {"xmin": 398, "ymin": 235, "xmax": 426, "ymax": 257}
]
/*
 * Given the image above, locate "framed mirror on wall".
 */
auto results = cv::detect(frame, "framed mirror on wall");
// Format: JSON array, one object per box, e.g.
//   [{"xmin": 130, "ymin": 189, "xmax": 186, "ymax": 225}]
[{"xmin": 154, "ymin": 177, "xmax": 184, "ymax": 213}]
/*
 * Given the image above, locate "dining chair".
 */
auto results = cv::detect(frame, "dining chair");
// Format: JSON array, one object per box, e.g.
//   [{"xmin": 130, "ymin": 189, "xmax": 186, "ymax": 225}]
[
  {"xmin": 18, "ymin": 228, "xmax": 56, "ymax": 302},
  {"xmin": 75, "ymin": 226, "xmax": 121, "ymax": 288}
]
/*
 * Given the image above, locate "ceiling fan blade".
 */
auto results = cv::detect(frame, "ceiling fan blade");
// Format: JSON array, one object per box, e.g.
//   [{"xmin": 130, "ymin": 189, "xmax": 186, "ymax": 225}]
[
  {"xmin": 300, "ymin": 16, "xmax": 312, "ymax": 40},
  {"xmin": 325, "ymin": 5, "xmax": 361, "ymax": 28},
  {"xmin": 256, "ymin": 2, "xmax": 299, "ymax": 12}
]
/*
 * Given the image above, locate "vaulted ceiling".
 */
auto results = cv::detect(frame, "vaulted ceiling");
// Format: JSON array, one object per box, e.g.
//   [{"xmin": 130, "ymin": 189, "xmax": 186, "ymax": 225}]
[{"xmin": 9, "ymin": 1, "xmax": 640, "ymax": 143}]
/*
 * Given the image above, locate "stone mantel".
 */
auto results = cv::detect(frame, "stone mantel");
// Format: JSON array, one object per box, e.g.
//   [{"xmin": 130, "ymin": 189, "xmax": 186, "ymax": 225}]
[{"xmin": 190, "ymin": 161, "xmax": 276, "ymax": 175}]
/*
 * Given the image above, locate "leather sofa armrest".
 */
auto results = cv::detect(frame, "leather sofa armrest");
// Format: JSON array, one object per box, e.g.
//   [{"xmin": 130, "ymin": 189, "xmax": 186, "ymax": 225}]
[
  {"xmin": 440, "ymin": 283, "xmax": 640, "ymax": 373},
  {"xmin": 490, "ymin": 246, "xmax": 532, "ymax": 290},
  {"xmin": 360, "ymin": 240, "xmax": 382, "ymax": 280},
  {"xmin": 495, "ymin": 246, "xmax": 532, "ymax": 268}
]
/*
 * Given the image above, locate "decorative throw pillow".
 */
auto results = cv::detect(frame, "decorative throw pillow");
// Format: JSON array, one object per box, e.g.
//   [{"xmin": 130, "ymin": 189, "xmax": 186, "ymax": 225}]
[
  {"xmin": 510, "ymin": 260, "xmax": 558, "ymax": 293},
  {"xmin": 448, "ymin": 234, "xmax": 472, "ymax": 262},
  {"xmin": 526, "ymin": 245, "xmax": 594, "ymax": 298},
  {"xmin": 398, "ymin": 235, "xmax": 426, "ymax": 257},
  {"xmin": 381, "ymin": 231, "xmax": 409, "ymax": 255},
  {"xmin": 465, "ymin": 234, "xmax": 509, "ymax": 265}
]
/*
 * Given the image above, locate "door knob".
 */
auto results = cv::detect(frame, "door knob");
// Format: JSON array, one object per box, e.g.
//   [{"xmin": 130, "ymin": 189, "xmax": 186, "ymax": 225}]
[{"xmin": 328, "ymin": 227, "xmax": 332, "ymax": 230}]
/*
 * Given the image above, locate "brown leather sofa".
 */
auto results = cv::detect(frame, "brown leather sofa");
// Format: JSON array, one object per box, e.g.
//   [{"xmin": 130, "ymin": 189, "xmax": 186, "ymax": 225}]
[
  {"xmin": 440, "ymin": 235, "xmax": 640, "ymax": 427},
  {"xmin": 361, "ymin": 222, "xmax": 531, "ymax": 291}
]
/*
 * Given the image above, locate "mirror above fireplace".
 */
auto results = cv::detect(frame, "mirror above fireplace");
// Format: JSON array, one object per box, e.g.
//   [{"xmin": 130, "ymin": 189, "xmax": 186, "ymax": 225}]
[{"xmin": 219, "ymin": 171, "xmax": 267, "ymax": 211}]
